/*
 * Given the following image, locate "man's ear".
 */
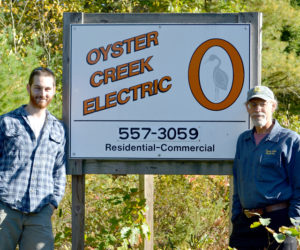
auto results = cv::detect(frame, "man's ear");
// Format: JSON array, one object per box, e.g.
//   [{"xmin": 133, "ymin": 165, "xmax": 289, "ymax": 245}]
[
  {"xmin": 271, "ymin": 100, "xmax": 278, "ymax": 112},
  {"xmin": 26, "ymin": 84, "xmax": 30, "ymax": 94},
  {"xmin": 245, "ymin": 102, "xmax": 250, "ymax": 113}
]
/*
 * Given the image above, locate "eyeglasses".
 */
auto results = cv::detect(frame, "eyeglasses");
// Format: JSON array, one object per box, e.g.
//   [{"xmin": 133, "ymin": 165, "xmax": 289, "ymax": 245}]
[{"xmin": 247, "ymin": 101, "xmax": 270, "ymax": 109}]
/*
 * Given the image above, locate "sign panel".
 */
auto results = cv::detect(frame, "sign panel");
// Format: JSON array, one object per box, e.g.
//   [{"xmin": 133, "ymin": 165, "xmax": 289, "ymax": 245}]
[{"xmin": 70, "ymin": 24, "xmax": 250, "ymax": 159}]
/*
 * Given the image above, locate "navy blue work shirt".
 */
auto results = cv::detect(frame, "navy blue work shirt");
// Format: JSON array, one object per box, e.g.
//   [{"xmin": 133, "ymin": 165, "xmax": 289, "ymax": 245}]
[{"xmin": 232, "ymin": 120, "xmax": 300, "ymax": 222}]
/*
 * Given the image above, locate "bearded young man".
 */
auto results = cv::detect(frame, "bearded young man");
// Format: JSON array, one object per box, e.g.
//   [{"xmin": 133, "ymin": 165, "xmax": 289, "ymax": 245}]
[
  {"xmin": 0, "ymin": 67, "xmax": 66, "ymax": 250},
  {"xmin": 229, "ymin": 86, "xmax": 300, "ymax": 250}
]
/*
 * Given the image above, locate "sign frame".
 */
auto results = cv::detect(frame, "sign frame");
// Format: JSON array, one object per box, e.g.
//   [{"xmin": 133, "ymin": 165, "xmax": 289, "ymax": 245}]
[{"xmin": 63, "ymin": 12, "xmax": 262, "ymax": 175}]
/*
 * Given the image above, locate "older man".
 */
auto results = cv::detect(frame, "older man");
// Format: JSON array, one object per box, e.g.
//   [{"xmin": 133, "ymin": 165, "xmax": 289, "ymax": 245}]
[
  {"xmin": 229, "ymin": 86, "xmax": 300, "ymax": 249},
  {"xmin": 0, "ymin": 67, "xmax": 66, "ymax": 250}
]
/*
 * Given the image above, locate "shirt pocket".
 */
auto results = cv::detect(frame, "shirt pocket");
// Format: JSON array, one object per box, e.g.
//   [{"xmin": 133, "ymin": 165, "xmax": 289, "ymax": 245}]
[
  {"xmin": 49, "ymin": 131, "xmax": 62, "ymax": 144},
  {"xmin": 3, "ymin": 127, "xmax": 24, "ymax": 156},
  {"xmin": 48, "ymin": 131, "xmax": 62, "ymax": 155},
  {"xmin": 257, "ymin": 154, "xmax": 281, "ymax": 182}
]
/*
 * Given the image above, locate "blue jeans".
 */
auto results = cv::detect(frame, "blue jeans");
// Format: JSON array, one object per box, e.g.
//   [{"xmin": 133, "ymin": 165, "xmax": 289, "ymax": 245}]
[
  {"xmin": 0, "ymin": 201, "xmax": 54, "ymax": 250},
  {"xmin": 229, "ymin": 208, "xmax": 297, "ymax": 250}
]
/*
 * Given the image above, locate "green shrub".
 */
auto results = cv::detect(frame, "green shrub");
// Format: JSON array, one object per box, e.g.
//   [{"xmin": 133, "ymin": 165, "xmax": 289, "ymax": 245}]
[
  {"xmin": 0, "ymin": 30, "xmax": 63, "ymax": 118},
  {"xmin": 53, "ymin": 174, "xmax": 231, "ymax": 249},
  {"xmin": 275, "ymin": 111, "xmax": 300, "ymax": 133},
  {"xmin": 154, "ymin": 175, "xmax": 230, "ymax": 249},
  {"xmin": 54, "ymin": 175, "xmax": 149, "ymax": 250}
]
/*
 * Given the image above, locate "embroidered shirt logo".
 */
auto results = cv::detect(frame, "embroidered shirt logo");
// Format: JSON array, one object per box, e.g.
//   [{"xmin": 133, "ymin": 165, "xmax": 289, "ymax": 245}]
[{"xmin": 266, "ymin": 149, "xmax": 276, "ymax": 155}]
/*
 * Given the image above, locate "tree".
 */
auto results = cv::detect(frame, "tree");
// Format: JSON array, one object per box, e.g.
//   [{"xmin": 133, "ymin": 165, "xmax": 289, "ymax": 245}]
[
  {"xmin": 243, "ymin": 0, "xmax": 300, "ymax": 113},
  {"xmin": 1, "ymin": 0, "xmax": 299, "ymax": 116}
]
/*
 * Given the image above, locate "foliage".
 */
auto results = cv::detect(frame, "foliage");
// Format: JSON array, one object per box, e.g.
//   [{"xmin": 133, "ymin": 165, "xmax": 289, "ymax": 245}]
[
  {"xmin": 291, "ymin": 0, "xmax": 300, "ymax": 7},
  {"xmin": 0, "ymin": 32, "xmax": 35, "ymax": 115},
  {"xmin": 242, "ymin": 0, "xmax": 300, "ymax": 113},
  {"xmin": 52, "ymin": 177, "xmax": 72, "ymax": 250},
  {"xmin": 85, "ymin": 178, "xmax": 149, "ymax": 249},
  {"xmin": 250, "ymin": 214, "xmax": 300, "ymax": 247},
  {"xmin": 275, "ymin": 111, "xmax": 300, "ymax": 133},
  {"xmin": 0, "ymin": 30, "xmax": 63, "ymax": 118},
  {"xmin": 154, "ymin": 175, "xmax": 230, "ymax": 249},
  {"xmin": 53, "ymin": 175, "xmax": 149, "ymax": 249},
  {"xmin": 0, "ymin": 30, "xmax": 58, "ymax": 115},
  {"xmin": 0, "ymin": 27, "xmax": 62, "ymax": 118},
  {"xmin": 1, "ymin": 0, "xmax": 300, "ymax": 249},
  {"xmin": 1, "ymin": 0, "xmax": 300, "ymax": 116},
  {"xmin": 52, "ymin": 174, "xmax": 231, "ymax": 249},
  {"xmin": 0, "ymin": 0, "xmax": 78, "ymax": 65}
]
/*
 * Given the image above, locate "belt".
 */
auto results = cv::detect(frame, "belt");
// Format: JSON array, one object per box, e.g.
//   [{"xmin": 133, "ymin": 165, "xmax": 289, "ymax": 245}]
[{"xmin": 244, "ymin": 201, "xmax": 289, "ymax": 218}]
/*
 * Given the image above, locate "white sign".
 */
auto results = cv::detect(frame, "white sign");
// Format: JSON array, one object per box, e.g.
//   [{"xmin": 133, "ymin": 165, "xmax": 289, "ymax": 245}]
[{"xmin": 70, "ymin": 24, "xmax": 250, "ymax": 159}]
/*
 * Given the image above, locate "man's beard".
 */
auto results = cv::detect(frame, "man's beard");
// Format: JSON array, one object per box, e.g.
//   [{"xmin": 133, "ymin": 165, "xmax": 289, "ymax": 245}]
[
  {"xmin": 251, "ymin": 112, "xmax": 267, "ymax": 127},
  {"xmin": 30, "ymin": 94, "xmax": 52, "ymax": 109}
]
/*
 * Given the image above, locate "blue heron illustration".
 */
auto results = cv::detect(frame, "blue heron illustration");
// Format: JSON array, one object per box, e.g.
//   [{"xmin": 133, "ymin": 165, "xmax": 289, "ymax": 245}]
[{"xmin": 207, "ymin": 54, "xmax": 229, "ymax": 101}]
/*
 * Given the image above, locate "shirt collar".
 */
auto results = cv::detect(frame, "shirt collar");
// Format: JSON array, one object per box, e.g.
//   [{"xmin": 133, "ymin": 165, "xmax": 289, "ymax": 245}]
[
  {"xmin": 19, "ymin": 105, "xmax": 53, "ymax": 121},
  {"xmin": 265, "ymin": 120, "xmax": 281, "ymax": 143},
  {"xmin": 245, "ymin": 120, "xmax": 281, "ymax": 143},
  {"xmin": 18, "ymin": 105, "xmax": 55, "ymax": 132}
]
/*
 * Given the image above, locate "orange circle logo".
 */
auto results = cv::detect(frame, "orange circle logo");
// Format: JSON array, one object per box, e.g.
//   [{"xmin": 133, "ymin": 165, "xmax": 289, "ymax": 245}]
[{"xmin": 188, "ymin": 39, "xmax": 244, "ymax": 111}]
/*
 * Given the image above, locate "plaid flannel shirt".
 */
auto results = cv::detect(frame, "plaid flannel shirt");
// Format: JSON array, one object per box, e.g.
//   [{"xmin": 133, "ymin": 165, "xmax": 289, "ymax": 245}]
[{"xmin": 0, "ymin": 106, "xmax": 66, "ymax": 213}]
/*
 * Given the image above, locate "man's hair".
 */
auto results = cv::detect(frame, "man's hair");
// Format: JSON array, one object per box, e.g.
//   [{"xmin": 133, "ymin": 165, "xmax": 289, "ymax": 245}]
[{"xmin": 28, "ymin": 67, "xmax": 56, "ymax": 86}]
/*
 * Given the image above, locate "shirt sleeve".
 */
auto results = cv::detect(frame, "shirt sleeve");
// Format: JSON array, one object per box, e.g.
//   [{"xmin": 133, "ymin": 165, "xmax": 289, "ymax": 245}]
[
  {"xmin": 288, "ymin": 137, "xmax": 300, "ymax": 224},
  {"xmin": 50, "ymin": 127, "xmax": 67, "ymax": 208},
  {"xmin": 231, "ymin": 136, "xmax": 243, "ymax": 222},
  {"xmin": 0, "ymin": 118, "xmax": 4, "ymax": 157}
]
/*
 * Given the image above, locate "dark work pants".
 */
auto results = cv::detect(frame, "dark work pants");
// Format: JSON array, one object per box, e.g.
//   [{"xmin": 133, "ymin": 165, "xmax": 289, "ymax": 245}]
[{"xmin": 229, "ymin": 208, "xmax": 298, "ymax": 250}]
